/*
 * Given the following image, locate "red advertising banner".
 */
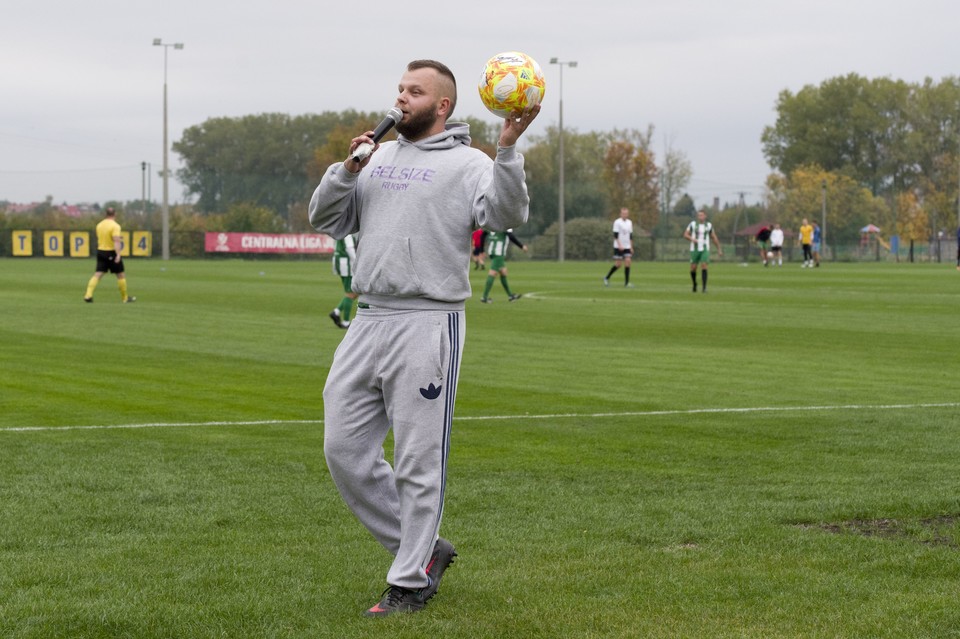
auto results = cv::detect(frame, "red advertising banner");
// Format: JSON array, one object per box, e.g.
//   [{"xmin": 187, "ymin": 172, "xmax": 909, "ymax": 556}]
[{"xmin": 205, "ymin": 232, "xmax": 336, "ymax": 254}]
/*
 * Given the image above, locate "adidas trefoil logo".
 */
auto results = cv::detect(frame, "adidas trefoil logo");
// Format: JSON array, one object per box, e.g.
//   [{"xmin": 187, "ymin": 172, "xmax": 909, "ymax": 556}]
[{"xmin": 419, "ymin": 383, "xmax": 442, "ymax": 400}]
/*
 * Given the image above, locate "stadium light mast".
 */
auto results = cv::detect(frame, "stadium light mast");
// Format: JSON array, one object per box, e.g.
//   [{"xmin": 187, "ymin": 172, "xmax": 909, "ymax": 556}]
[
  {"xmin": 153, "ymin": 38, "xmax": 184, "ymax": 260},
  {"xmin": 550, "ymin": 57, "xmax": 577, "ymax": 262}
]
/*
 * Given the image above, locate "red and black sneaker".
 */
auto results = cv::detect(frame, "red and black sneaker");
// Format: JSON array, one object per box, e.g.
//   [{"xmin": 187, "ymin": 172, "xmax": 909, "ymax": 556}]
[
  {"xmin": 363, "ymin": 585, "xmax": 426, "ymax": 617},
  {"xmin": 362, "ymin": 538, "xmax": 457, "ymax": 617},
  {"xmin": 422, "ymin": 537, "xmax": 457, "ymax": 602}
]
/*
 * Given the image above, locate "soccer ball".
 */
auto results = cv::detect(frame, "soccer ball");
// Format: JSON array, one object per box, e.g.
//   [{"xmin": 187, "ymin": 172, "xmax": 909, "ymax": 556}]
[
  {"xmin": 478, "ymin": 51, "xmax": 546, "ymax": 119},
  {"xmin": 767, "ymin": 251, "xmax": 774, "ymax": 259}
]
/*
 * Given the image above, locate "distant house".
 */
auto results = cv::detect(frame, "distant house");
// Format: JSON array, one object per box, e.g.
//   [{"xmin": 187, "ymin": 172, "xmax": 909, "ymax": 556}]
[
  {"xmin": 6, "ymin": 202, "xmax": 42, "ymax": 213},
  {"xmin": 59, "ymin": 205, "xmax": 83, "ymax": 218},
  {"xmin": 3, "ymin": 202, "xmax": 95, "ymax": 216}
]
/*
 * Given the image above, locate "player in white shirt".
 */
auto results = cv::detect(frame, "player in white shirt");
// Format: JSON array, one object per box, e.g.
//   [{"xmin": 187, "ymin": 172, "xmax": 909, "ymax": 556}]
[
  {"xmin": 603, "ymin": 207, "xmax": 635, "ymax": 287},
  {"xmin": 683, "ymin": 209, "xmax": 723, "ymax": 293},
  {"xmin": 770, "ymin": 223, "xmax": 784, "ymax": 266}
]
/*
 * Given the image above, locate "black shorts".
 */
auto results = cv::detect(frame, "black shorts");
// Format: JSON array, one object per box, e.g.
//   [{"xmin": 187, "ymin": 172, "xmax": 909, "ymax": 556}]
[
  {"xmin": 472, "ymin": 246, "xmax": 485, "ymax": 256},
  {"xmin": 771, "ymin": 246, "xmax": 782, "ymax": 253},
  {"xmin": 96, "ymin": 250, "xmax": 124, "ymax": 274},
  {"xmin": 613, "ymin": 248, "xmax": 633, "ymax": 259}
]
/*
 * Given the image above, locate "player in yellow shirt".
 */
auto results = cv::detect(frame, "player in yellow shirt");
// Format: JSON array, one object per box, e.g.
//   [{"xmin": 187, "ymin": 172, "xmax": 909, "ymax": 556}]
[
  {"xmin": 799, "ymin": 218, "xmax": 814, "ymax": 268},
  {"xmin": 83, "ymin": 207, "xmax": 135, "ymax": 303}
]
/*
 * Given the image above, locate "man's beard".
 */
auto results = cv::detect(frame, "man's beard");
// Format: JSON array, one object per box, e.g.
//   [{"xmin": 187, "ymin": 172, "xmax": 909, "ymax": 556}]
[{"xmin": 395, "ymin": 105, "xmax": 438, "ymax": 140}]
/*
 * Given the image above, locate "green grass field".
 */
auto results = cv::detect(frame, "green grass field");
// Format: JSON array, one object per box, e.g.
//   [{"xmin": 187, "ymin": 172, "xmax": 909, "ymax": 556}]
[{"xmin": 1, "ymin": 256, "xmax": 959, "ymax": 638}]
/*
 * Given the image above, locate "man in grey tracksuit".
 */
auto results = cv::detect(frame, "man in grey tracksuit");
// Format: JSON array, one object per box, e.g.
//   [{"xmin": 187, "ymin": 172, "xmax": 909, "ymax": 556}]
[{"xmin": 308, "ymin": 59, "xmax": 540, "ymax": 617}]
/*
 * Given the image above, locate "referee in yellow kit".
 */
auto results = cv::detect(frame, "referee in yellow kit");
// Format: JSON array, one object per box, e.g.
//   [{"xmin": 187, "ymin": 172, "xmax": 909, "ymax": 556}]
[{"xmin": 83, "ymin": 207, "xmax": 135, "ymax": 303}]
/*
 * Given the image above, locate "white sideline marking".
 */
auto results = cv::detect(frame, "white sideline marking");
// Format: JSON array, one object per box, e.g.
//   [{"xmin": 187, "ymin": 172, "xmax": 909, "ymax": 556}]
[
  {"xmin": 457, "ymin": 402, "xmax": 960, "ymax": 421},
  {"xmin": 2, "ymin": 403, "xmax": 958, "ymax": 433}
]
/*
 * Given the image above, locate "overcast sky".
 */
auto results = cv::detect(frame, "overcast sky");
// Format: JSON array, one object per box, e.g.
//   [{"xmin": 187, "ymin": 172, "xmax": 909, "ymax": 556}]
[{"xmin": 3, "ymin": 0, "xmax": 959, "ymax": 209}]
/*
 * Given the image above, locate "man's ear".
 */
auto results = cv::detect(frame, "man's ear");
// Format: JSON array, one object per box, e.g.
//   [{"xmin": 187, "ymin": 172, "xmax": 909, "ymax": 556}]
[{"xmin": 437, "ymin": 96, "xmax": 452, "ymax": 119}]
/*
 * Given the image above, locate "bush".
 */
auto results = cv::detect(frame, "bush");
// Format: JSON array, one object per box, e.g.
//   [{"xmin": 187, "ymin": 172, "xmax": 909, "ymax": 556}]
[{"xmin": 531, "ymin": 217, "xmax": 612, "ymax": 260}]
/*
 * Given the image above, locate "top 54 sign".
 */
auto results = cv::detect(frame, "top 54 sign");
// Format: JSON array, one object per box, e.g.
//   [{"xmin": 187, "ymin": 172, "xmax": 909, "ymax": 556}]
[{"xmin": 205, "ymin": 232, "xmax": 336, "ymax": 254}]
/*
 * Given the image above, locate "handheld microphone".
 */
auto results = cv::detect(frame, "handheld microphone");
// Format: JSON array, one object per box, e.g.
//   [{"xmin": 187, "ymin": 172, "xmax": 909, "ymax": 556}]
[{"xmin": 351, "ymin": 107, "xmax": 403, "ymax": 162}]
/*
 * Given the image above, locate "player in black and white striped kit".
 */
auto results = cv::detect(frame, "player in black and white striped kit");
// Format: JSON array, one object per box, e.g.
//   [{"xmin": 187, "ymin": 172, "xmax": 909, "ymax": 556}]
[{"xmin": 309, "ymin": 59, "xmax": 539, "ymax": 617}]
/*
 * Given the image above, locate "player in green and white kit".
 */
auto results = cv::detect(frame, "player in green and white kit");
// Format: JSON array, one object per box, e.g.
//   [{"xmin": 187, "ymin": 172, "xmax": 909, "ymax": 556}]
[
  {"xmin": 329, "ymin": 234, "xmax": 358, "ymax": 328},
  {"xmin": 481, "ymin": 229, "xmax": 527, "ymax": 303},
  {"xmin": 682, "ymin": 209, "xmax": 723, "ymax": 293}
]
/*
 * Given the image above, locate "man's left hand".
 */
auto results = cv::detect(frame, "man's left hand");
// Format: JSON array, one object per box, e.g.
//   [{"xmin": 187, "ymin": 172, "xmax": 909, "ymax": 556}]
[{"xmin": 499, "ymin": 104, "xmax": 541, "ymax": 148}]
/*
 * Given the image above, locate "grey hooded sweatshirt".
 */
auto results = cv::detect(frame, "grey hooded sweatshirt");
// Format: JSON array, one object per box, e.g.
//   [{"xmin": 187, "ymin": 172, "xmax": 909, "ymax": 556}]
[{"xmin": 308, "ymin": 122, "xmax": 529, "ymax": 310}]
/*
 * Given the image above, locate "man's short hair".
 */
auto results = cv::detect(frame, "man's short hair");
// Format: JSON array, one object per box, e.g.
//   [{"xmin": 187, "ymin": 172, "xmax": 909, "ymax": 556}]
[{"xmin": 407, "ymin": 59, "xmax": 457, "ymax": 116}]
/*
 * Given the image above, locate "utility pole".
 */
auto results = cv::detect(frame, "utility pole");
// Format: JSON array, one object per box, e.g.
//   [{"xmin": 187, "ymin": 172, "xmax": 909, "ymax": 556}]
[
  {"xmin": 549, "ymin": 57, "xmax": 578, "ymax": 261},
  {"xmin": 153, "ymin": 38, "xmax": 184, "ymax": 260},
  {"xmin": 731, "ymin": 191, "xmax": 747, "ymax": 257},
  {"xmin": 821, "ymin": 180, "xmax": 827, "ymax": 262}
]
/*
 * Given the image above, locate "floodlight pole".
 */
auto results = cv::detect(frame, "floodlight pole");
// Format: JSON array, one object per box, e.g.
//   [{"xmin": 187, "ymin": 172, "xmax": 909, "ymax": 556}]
[
  {"xmin": 550, "ymin": 58, "xmax": 577, "ymax": 262},
  {"xmin": 153, "ymin": 38, "xmax": 184, "ymax": 260}
]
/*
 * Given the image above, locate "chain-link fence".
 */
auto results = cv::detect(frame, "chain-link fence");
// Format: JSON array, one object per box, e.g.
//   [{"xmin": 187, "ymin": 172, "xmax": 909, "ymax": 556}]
[{"xmin": 3, "ymin": 226, "xmax": 958, "ymax": 264}]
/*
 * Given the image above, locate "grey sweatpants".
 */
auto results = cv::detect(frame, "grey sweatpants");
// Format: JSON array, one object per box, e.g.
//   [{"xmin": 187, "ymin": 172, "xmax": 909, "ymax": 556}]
[{"xmin": 322, "ymin": 306, "xmax": 464, "ymax": 589}]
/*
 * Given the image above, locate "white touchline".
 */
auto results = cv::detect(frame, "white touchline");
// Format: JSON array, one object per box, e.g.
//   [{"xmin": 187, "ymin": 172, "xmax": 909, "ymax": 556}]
[
  {"xmin": 2, "ymin": 403, "xmax": 958, "ymax": 433},
  {"xmin": 455, "ymin": 402, "xmax": 960, "ymax": 421},
  {"xmin": 0, "ymin": 419, "xmax": 322, "ymax": 433}
]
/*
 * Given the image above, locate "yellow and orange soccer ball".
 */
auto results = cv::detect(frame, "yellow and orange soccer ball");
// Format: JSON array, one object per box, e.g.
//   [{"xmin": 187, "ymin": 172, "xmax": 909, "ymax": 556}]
[{"xmin": 478, "ymin": 51, "xmax": 546, "ymax": 119}]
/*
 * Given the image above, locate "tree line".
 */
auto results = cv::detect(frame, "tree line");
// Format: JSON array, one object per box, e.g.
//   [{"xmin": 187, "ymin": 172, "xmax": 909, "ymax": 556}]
[
  {"xmin": 168, "ymin": 72, "xmax": 959, "ymax": 251},
  {"xmin": 762, "ymin": 73, "xmax": 960, "ymax": 244},
  {"xmin": 170, "ymin": 110, "xmax": 677, "ymax": 241}
]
